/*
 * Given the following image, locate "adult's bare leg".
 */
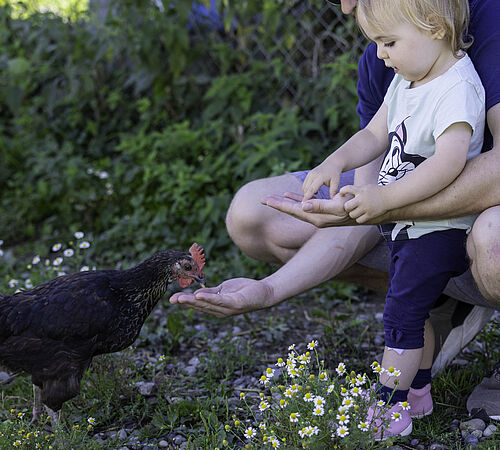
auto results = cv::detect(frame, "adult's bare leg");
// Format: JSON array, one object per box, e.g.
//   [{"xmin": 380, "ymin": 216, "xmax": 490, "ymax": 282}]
[
  {"xmin": 465, "ymin": 206, "xmax": 500, "ymax": 419},
  {"xmin": 226, "ymin": 174, "xmax": 388, "ymax": 298},
  {"xmin": 467, "ymin": 206, "xmax": 500, "ymax": 309}
]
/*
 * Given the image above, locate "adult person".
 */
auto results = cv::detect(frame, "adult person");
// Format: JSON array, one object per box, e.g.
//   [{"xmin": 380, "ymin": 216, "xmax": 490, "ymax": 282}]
[{"xmin": 170, "ymin": 0, "xmax": 500, "ymax": 420}]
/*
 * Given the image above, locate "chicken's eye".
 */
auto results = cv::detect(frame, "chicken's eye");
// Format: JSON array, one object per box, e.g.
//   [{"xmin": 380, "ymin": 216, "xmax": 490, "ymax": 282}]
[{"xmin": 183, "ymin": 263, "xmax": 193, "ymax": 271}]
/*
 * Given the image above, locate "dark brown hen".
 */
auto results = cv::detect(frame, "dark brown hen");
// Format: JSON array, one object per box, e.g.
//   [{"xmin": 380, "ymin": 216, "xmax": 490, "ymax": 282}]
[{"xmin": 0, "ymin": 245, "xmax": 205, "ymax": 420}]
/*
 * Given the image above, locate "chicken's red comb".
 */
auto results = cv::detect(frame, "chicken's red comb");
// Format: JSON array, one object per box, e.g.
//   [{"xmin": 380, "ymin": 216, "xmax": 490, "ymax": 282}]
[{"xmin": 189, "ymin": 243, "xmax": 205, "ymax": 270}]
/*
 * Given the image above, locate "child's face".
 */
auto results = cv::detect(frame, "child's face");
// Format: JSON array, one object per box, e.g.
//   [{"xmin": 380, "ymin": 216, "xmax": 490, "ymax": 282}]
[{"xmin": 357, "ymin": 13, "xmax": 452, "ymax": 86}]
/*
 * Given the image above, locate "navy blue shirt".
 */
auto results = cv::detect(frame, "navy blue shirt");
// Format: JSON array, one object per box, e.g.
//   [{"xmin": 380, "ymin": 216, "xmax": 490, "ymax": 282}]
[{"xmin": 356, "ymin": 0, "xmax": 500, "ymax": 151}]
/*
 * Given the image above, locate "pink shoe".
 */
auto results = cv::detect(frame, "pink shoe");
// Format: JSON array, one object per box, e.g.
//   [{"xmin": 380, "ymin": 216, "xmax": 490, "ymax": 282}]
[
  {"xmin": 367, "ymin": 402, "xmax": 413, "ymax": 440},
  {"xmin": 408, "ymin": 383, "xmax": 433, "ymax": 419}
]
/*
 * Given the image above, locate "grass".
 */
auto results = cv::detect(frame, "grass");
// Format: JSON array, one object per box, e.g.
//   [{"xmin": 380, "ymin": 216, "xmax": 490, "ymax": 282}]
[{"xmin": 0, "ymin": 237, "xmax": 499, "ymax": 448}]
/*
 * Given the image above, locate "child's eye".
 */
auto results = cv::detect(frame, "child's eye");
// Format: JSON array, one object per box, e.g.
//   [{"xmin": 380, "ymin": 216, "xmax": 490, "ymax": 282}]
[{"xmin": 384, "ymin": 41, "xmax": 395, "ymax": 47}]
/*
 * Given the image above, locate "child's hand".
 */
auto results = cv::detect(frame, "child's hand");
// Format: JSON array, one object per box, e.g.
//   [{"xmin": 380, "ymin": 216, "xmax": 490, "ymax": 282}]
[
  {"xmin": 302, "ymin": 162, "xmax": 342, "ymax": 202},
  {"xmin": 339, "ymin": 184, "xmax": 388, "ymax": 224}
]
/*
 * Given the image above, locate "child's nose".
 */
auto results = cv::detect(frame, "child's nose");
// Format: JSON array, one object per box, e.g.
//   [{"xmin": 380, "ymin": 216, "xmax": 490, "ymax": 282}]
[{"xmin": 376, "ymin": 44, "xmax": 388, "ymax": 60}]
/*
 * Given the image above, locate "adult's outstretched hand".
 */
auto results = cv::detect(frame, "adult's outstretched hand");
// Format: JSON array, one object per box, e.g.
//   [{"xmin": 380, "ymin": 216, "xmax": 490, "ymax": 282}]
[
  {"xmin": 261, "ymin": 191, "xmax": 356, "ymax": 228},
  {"xmin": 169, "ymin": 277, "xmax": 275, "ymax": 318}
]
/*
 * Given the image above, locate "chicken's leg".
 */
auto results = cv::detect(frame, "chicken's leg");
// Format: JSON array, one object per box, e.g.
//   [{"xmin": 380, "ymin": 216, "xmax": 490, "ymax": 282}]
[{"xmin": 29, "ymin": 385, "xmax": 43, "ymax": 425}]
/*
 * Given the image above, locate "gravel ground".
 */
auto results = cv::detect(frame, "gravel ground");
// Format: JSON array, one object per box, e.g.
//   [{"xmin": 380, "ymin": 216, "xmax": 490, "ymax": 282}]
[{"xmin": 47, "ymin": 288, "xmax": 500, "ymax": 448}]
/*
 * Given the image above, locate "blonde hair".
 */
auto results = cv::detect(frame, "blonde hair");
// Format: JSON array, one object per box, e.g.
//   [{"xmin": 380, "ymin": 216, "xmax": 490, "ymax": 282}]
[{"xmin": 356, "ymin": 0, "xmax": 472, "ymax": 56}]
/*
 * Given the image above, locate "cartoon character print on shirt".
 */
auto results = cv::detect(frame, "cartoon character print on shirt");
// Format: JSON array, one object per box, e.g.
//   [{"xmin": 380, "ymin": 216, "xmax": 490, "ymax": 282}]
[
  {"xmin": 378, "ymin": 117, "xmax": 427, "ymax": 240},
  {"xmin": 378, "ymin": 117, "xmax": 426, "ymax": 186}
]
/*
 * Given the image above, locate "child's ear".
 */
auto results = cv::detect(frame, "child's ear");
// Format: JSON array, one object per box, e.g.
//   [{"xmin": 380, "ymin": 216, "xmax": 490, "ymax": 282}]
[
  {"xmin": 431, "ymin": 26, "xmax": 446, "ymax": 40},
  {"xmin": 426, "ymin": 14, "xmax": 446, "ymax": 40}
]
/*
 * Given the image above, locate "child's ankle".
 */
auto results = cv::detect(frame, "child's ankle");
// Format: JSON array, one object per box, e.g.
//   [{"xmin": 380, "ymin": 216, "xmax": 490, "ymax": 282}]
[{"xmin": 376, "ymin": 382, "xmax": 409, "ymax": 405}]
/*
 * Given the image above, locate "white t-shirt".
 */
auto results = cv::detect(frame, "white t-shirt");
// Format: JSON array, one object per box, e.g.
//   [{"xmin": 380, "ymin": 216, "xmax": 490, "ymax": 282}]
[{"xmin": 379, "ymin": 54, "xmax": 485, "ymax": 240}]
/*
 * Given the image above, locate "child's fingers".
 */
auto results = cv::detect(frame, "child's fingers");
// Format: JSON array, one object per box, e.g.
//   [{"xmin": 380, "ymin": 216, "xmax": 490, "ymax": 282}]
[
  {"xmin": 328, "ymin": 175, "xmax": 341, "ymax": 200},
  {"xmin": 302, "ymin": 179, "xmax": 322, "ymax": 202},
  {"xmin": 339, "ymin": 184, "xmax": 358, "ymax": 197}
]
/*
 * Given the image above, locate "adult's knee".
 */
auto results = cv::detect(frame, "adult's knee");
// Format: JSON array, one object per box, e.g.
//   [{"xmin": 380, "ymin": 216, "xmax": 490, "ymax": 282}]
[
  {"xmin": 226, "ymin": 179, "xmax": 268, "ymax": 242},
  {"xmin": 467, "ymin": 207, "xmax": 500, "ymax": 308}
]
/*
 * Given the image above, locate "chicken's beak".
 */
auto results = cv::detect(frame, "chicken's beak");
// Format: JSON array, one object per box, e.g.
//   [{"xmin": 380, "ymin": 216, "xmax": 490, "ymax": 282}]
[{"xmin": 195, "ymin": 273, "xmax": 206, "ymax": 288}]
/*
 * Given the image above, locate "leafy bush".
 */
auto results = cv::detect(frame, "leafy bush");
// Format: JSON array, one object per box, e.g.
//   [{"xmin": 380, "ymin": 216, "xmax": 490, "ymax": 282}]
[{"xmin": 0, "ymin": 0, "xmax": 362, "ymax": 271}]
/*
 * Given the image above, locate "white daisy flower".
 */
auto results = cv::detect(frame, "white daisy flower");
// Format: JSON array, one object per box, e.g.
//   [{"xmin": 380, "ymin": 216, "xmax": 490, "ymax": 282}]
[
  {"xmin": 309, "ymin": 425, "xmax": 320, "ymax": 435},
  {"xmin": 350, "ymin": 386, "xmax": 361, "ymax": 396},
  {"xmin": 319, "ymin": 371, "xmax": 328, "ymax": 381},
  {"xmin": 342, "ymin": 397, "xmax": 354, "ymax": 409},
  {"xmin": 279, "ymin": 399, "xmax": 288, "ymax": 409},
  {"xmin": 358, "ymin": 421, "xmax": 369, "ymax": 431},
  {"xmin": 9, "ymin": 279, "xmax": 18, "ymax": 288},
  {"xmin": 336, "ymin": 426, "xmax": 349, "ymax": 437},
  {"xmin": 80, "ymin": 266, "xmax": 90, "ymax": 272},
  {"xmin": 289, "ymin": 412, "xmax": 300, "ymax": 423},
  {"xmin": 74, "ymin": 231, "xmax": 84, "ymax": 239},
  {"xmin": 313, "ymin": 396, "xmax": 325, "ymax": 407},
  {"xmin": 336, "ymin": 413, "xmax": 349, "ymax": 425},
  {"xmin": 303, "ymin": 392, "xmax": 314, "ymax": 402},
  {"xmin": 87, "ymin": 417, "xmax": 96, "ymax": 425},
  {"xmin": 269, "ymin": 437, "xmax": 280, "ymax": 448},
  {"xmin": 276, "ymin": 358, "xmax": 285, "ymax": 367},
  {"xmin": 377, "ymin": 400, "xmax": 386, "ymax": 407},
  {"xmin": 391, "ymin": 411, "xmax": 402, "ymax": 422},
  {"xmin": 57, "ymin": 271, "xmax": 66, "ymax": 277},
  {"xmin": 79, "ymin": 241, "xmax": 91, "ymax": 249},
  {"xmin": 336, "ymin": 362, "xmax": 346, "ymax": 375},
  {"xmin": 327, "ymin": 383, "xmax": 335, "ymax": 394},
  {"xmin": 53, "ymin": 257, "xmax": 63, "ymax": 266},
  {"xmin": 355, "ymin": 374, "xmax": 366, "ymax": 386},
  {"xmin": 64, "ymin": 249, "xmax": 74, "ymax": 257},
  {"xmin": 32, "ymin": 255, "xmax": 40, "ymax": 265},
  {"xmin": 284, "ymin": 388, "xmax": 294, "ymax": 398},
  {"xmin": 259, "ymin": 375, "xmax": 270, "ymax": 386},
  {"xmin": 244, "ymin": 427, "xmax": 257, "ymax": 439},
  {"xmin": 312, "ymin": 406, "xmax": 325, "ymax": 416},
  {"xmin": 265, "ymin": 367, "xmax": 275, "ymax": 378},
  {"xmin": 399, "ymin": 401, "xmax": 411, "ymax": 410},
  {"xmin": 259, "ymin": 401, "xmax": 270, "ymax": 411},
  {"xmin": 259, "ymin": 422, "xmax": 266, "ymax": 430},
  {"xmin": 297, "ymin": 354, "xmax": 310, "ymax": 364},
  {"xmin": 307, "ymin": 340, "xmax": 318, "ymax": 350},
  {"xmin": 51, "ymin": 243, "xmax": 62, "ymax": 252},
  {"xmin": 288, "ymin": 344, "xmax": 295, "ymax": 351},
  {"xmin": 24, "ymin": 279, "xmax": 33, "ymax": 289}
]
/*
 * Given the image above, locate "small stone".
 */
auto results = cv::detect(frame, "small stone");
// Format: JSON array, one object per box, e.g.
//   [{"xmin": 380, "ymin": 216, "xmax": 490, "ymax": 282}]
[
  {"xmin": 118, "ymin": 429, "xmax": 128, "ymax": 441},
  {"xmin": 460, "ymin": 418, "xmax": 486, "ymax": 432},
  {"xmin": 184, "ymin": 365, "xmax": 197, "ymax": 376},
  {"xmin": 158, "ymin": 440, "xmax": 169, "ymax": 448},
  {"xmin": 135, "ymin": 381, "xmax": 156, "ymax": 396},
  {"xmin": 429, "ymin": 444, "xmax": 449, "ymax": 450},
  {"xmin": 0, "ymin": 372, "xmax": 11, "ymax": 384},
  {"xmin": 464, "ymin": 434, "xmax": 479, "ymax": 447},
  {"xmin": 471, "ymin": 429, "xmax": 483, "ymax": 439},
  {"xmin": 410, "ymin": 439, "xmax": 420, "ymax": 446},
  {"xmin": 187, "ymin": 356, "xmax": 200, "ymax": 367},
  {"xmin": 173, "ymin": 435, "xmax": 187, "ymax": 445},
  {"xmin": 483, "ymin": 424, "xmax": 498, "ymax": 438}
]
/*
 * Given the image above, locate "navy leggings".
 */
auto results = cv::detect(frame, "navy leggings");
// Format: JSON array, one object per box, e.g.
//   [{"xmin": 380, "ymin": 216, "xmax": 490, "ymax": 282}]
[{"xmin": 382, "ymin": 228, "xmax": 469, "ymax": 349}]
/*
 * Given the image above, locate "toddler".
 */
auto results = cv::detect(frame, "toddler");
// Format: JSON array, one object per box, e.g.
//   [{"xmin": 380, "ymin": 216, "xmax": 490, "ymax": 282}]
[{"xmin": 303, "ymin": 0, "xmax": 485, "ymax": 439}]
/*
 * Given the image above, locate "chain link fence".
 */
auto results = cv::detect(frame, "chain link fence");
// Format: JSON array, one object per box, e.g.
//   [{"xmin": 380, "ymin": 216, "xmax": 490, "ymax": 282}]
[{"xmin": 190, "ymin": 1, "xmax": 367, "ymax": 108}]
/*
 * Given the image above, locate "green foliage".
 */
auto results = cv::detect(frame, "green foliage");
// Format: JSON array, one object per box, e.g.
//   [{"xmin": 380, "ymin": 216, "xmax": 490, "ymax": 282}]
[{"xmin": 0, "ymin": 0, "xmax": 361, "ymax": 270}]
